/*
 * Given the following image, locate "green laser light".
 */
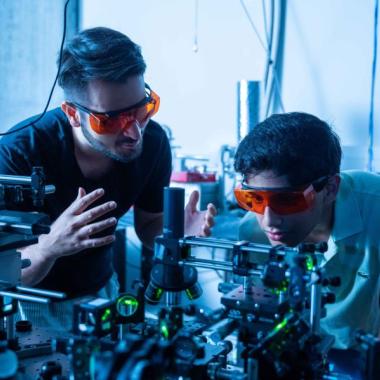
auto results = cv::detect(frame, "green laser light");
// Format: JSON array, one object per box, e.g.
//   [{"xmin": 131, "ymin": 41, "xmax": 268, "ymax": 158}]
[
  {"xmin": 160, "ymin": 323, "xmax": 170, "ymax": 339},
  {"xmin": 101, "ymin": 308, "xmax": 111, "ymax": 322},
  {"xmin": 274, "ymin": 318, "xmax": 288, "ymax": 333}
]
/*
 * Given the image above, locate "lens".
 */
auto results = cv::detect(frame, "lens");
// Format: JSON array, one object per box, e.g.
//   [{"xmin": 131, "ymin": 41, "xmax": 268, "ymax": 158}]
[
  {"xmin": 78, "ymin": 311, "xmax": 96, "ymax": 334},
  {"xmin": 234, "ymin": 189, "xmax": 266, "ymax": 214},
  {"xmin": 235, "ymin": 188, "xmax": 314, "ymax": 215},
  {"xmin": 89, "ymin": 114, "xmax": 115, "ymax": 134},
  {"xmin": 135, "ymin": 98, "xmax": 159, "ymax": 124},
  {"xmin": 271, "ymin": 192, "xmax": 306, "ymax": 214},
  {"xmin": 89, "ymin": 93, "xmax": 159, "ymax": 135},
  {"xmin": 271, "ymin": 190, "xmax": 314, "ymax": 215},
  {"xmin": 145, "ymin": 282, "xmax": 164, "ymax": 304},
  {"xmin": 173, "ymin": 335, "xmax": 198, "ymax": 361},
  {"xmin": 89, "ymin": 114, "xmax": 104, "ymax": 133},
  {"xmin": 116, "ymin": 294, "xmax": 139, "ymax": 318},
  {"xmin": 234, "ymin": 189, "xmax": 252, "ymax": 211},
  {"xmin": 185, "ymin": 282, "xmax": 203, "ymax": 301},
  {"xmin": 135, "ymin": 104, "xmax": 151, "ymax": 123}
]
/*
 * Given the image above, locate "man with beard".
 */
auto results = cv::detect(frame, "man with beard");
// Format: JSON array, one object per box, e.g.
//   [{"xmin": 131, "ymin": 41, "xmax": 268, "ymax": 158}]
[{"xmin": 0, "ymin": 27, "xmax": 216, "ymax": 309}]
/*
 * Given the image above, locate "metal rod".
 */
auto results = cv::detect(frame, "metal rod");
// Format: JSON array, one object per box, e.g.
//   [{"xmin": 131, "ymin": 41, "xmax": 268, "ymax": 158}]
[
  {"xmin": 180, "ymin": 237, "xmax": 313, "ymax": 258},
  {"xmin": 247, "ymin": 358, "xmax": 259, "ymax": 380},
  {"xmin": 44, "ymin": 185, "xmax": 56, "ymax": 194},
  {"xmin": 0, "ymin": 174, "xmax": 33, "ymax": 185},
  {"xmin": 0, "ymin": 174, "xmax": 54, "ymax": 195},
  {"xmin": 119, "ymin": 324, "xmax": 128, "ymax": 341},
  {"xmin": 182, "ymin": 261, "xmax": 234, "ymax": 272},
  {"xmin": 6, "ymin": 314, "xmax": 14, "ymax": 340},
  {"xmin": 181, "ymin": 237, "xmax": 274, "ymax": 254},
  {"xmin": 186, "ymin": 257, "xmax": 233, "ymax": 267},
  {"xmin": 244, "ymin": 277, "xmax": 253, "ymax": 294},
  {"xmin": 310, "ymin": 281, "xmax": 322, "ymax": 334},
  {"xmin": 166, "ymin": 291, "xmax": 180, "ymax": 307},
  {"xmin": 0, "ymin": 291, "xmax": 50, "ymax": 304},
  {"xmin": 0, "ymin": 222, "xmax": 49, "ymax": 235},
  {"xmin": 16, "ymin": 286, "xmax": 66, "ymax": 299},
  {"xmin": 182, "ymin": 259, "xmax": 262, "ymax": 277},
  {"xmin": 203, "ymin": 318, "xmax": 238, "ymax": 344}
]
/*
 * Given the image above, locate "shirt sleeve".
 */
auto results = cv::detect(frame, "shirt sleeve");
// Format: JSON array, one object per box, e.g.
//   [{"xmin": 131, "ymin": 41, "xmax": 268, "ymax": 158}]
[{"xmin": 134, "ymin": 132, "xmax": 172, "ymax": 213}]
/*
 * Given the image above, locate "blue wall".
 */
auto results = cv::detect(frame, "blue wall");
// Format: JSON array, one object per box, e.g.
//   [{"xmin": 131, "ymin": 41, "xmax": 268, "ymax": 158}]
[{"xmin": 0, "ymin": 0, "xmax": 79, "ymax": 132}]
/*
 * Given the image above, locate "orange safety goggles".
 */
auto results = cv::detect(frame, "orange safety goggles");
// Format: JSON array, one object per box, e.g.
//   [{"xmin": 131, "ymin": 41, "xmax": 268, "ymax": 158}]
[
  {"xmin": 66, "ymin": 84, "xmax": 160, "ymax": 135},
  {"xmin": 234, "ymin": 176, "xmax": 329, "ymax": 215}
]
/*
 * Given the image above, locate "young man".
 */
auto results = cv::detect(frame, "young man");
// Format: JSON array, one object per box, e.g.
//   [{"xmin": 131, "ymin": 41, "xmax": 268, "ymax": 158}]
[
  {"xmin": 234, "ymin": 112, "xmax": 380, "ymax": 349},
  {"xmin": 0, "ymin": 27, "xmax": 216, "ymax": 301}
]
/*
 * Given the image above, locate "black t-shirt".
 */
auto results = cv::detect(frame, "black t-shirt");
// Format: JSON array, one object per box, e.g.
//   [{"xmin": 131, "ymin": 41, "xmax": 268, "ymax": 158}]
[{"xmin": 0, "ymin": 108, "xmax": 172, "ymax": 297}]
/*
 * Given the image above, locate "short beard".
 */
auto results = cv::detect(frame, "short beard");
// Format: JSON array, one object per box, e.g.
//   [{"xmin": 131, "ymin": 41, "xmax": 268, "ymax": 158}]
[{"xmin": 81, "ymin": 124, "xmax": 143, "ymax": 164}]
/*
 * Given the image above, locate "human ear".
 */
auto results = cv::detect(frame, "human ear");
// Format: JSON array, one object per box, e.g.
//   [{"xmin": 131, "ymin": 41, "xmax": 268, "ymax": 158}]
[
  {"xmin": 324, "ymin": 174, "xmax": 341, "ymax": 203},
  {"xmin": 61, "ymin": 102, "xmax": 81, "ymax": 128}
]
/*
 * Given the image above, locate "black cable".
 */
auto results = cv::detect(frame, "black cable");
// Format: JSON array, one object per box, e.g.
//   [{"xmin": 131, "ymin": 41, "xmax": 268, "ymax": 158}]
[
  {"xmin": 367, "ymin": 0, "xmax": 379, "ymax": 172},
  {"xmin": 0, "ymin": 0, "xmax": 70, "ymax": 137}
]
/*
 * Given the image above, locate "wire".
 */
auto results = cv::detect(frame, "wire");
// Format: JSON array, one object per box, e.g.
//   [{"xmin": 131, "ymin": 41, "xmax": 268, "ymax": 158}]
[
  {"xmin": 273, "ymin": 71, "xmax": 285, "ymax": 112},
  {"xmin": 263, "ymin": 0, "xmax": 274, "ymax": 92},
  {"xmin": 239, "ymin": 0, "xmax": 268, "ymax": 52},
  {"xmin": 0, "ymin": 0, "xmax": 70, "ymax": 136},
  {"xmin": 265, "ymin": 68, "xmax": 285, "ymax": 117},
  {"xmin": 261, "ymin": 0, "xmax": 270, "ymax": 43},
  {"xmin": 239, "ymin": 0, "xmax": 285, "ymax": 117},
  {"xmin": 193, "ymin": 0, "xmax": 199, "ymax": 52},
  {"xmin": 262, "ymin": 0, "xmax": 275, "ymax": 114},
  {"xmin": 264, "ymin": 1, "xmax": 286, "ymax": 117},
  {"xmin": 367, "ymin": 0, "xmax": 379, "ymax": 172}
]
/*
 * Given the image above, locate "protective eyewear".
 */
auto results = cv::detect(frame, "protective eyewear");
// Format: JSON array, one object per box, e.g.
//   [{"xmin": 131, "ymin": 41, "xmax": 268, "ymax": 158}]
[
  {"xmin": 234, "ymin": 176, "xmax": 329, "ymax": 215},
  {"xmin": 65, "ymin": 84, "xmax": 160, "ymax": 135}
]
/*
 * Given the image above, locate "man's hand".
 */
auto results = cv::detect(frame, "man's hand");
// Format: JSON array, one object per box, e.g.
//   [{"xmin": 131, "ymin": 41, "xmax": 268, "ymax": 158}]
[
  {"xmin": 184, "ymin": 190, "xmax": 217, "ymax": 236},
  {"xmin": 38, "ymin": 187, "xmax": 117, "ymax": 260}
]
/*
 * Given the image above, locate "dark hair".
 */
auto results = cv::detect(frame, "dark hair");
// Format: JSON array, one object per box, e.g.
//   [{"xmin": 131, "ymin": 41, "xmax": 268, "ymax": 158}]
[
  {"xmin": 58, "ymin": 27, "xmax": 146, "ymax": 93},
  {"xmin": 234, "ymin": 112, "xmax": 342, "ymax": 186}
]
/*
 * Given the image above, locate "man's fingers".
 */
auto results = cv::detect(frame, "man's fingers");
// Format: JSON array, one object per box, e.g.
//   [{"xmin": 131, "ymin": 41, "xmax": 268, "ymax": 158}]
[
  {"xmin": 77, "ymin": 187, "xmax": 86, "ymax": 199},
  {"xmin": 79, "ymin": 235, "xmax": 116, "ymax": 250},
  {"xmin": 185, "ymin": 190, "xmax": 200, "ymax": 213},
  {"xmin": 72, "ymin": 201, "xmax": 117, "ymax": 228},
  {"xmin": 204, "ymin": 203, "xmax": 217, "ymax": 228},
  {"xmin": 205, "ymin": 212, "xmax": 215, "ymax": 228},
  {"xmin": 207, "ymin": 203, "xmax": 217, "ymax": 216},
  {"xmin": 77, "ymin": 217, "xmax": 117, "ymax": 239},
  {"xmin": 70, "ymin": 188, "xmax": 105, "ymax": 215},
  {"xmin": 201, "ymin": 224, "xmax": 211, "ymax": 237}
]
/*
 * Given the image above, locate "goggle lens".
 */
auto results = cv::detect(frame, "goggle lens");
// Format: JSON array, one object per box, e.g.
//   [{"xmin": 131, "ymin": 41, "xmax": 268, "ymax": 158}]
[
  {"xmin": 234, "ymin": 186, "xmax": 315, "ymax": 215},
  {"xmin": 89, "ymin": 91, "xmax": 160, "ymax": 135},
  {"xmin": 64, "ymin": 85, "xmax": 161, "ymax": 135}
]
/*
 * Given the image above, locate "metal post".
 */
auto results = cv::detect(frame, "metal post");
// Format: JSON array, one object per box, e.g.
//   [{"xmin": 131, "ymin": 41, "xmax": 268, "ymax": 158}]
[
  {"xmin": 166, "ymin": 291, "xmax": 180, "ymax": 307},
  {"xmin": 118, "ymin": 324, "xmax": 128, "ymax": 341},
  {"xmin": 6, "ymin": 314, "xmax": 14, "ymax": 340},
  {"xmin": 310, "ymin": 282, "xmax": 322, "ymax": 334},
  {"xmin": 0, "ymin": 317, "xmax": 5, "ymax": 335},
  {"xmin": 247, "ymin": 358, "xmax": 259, "ymax": 380},
  {"xmin": 243, "ymin": 276, "xmax": 253, "ymax": 294},
  {"xmin": 237, "ymin": 80, "xmax": 261, "ymax": 143}
]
